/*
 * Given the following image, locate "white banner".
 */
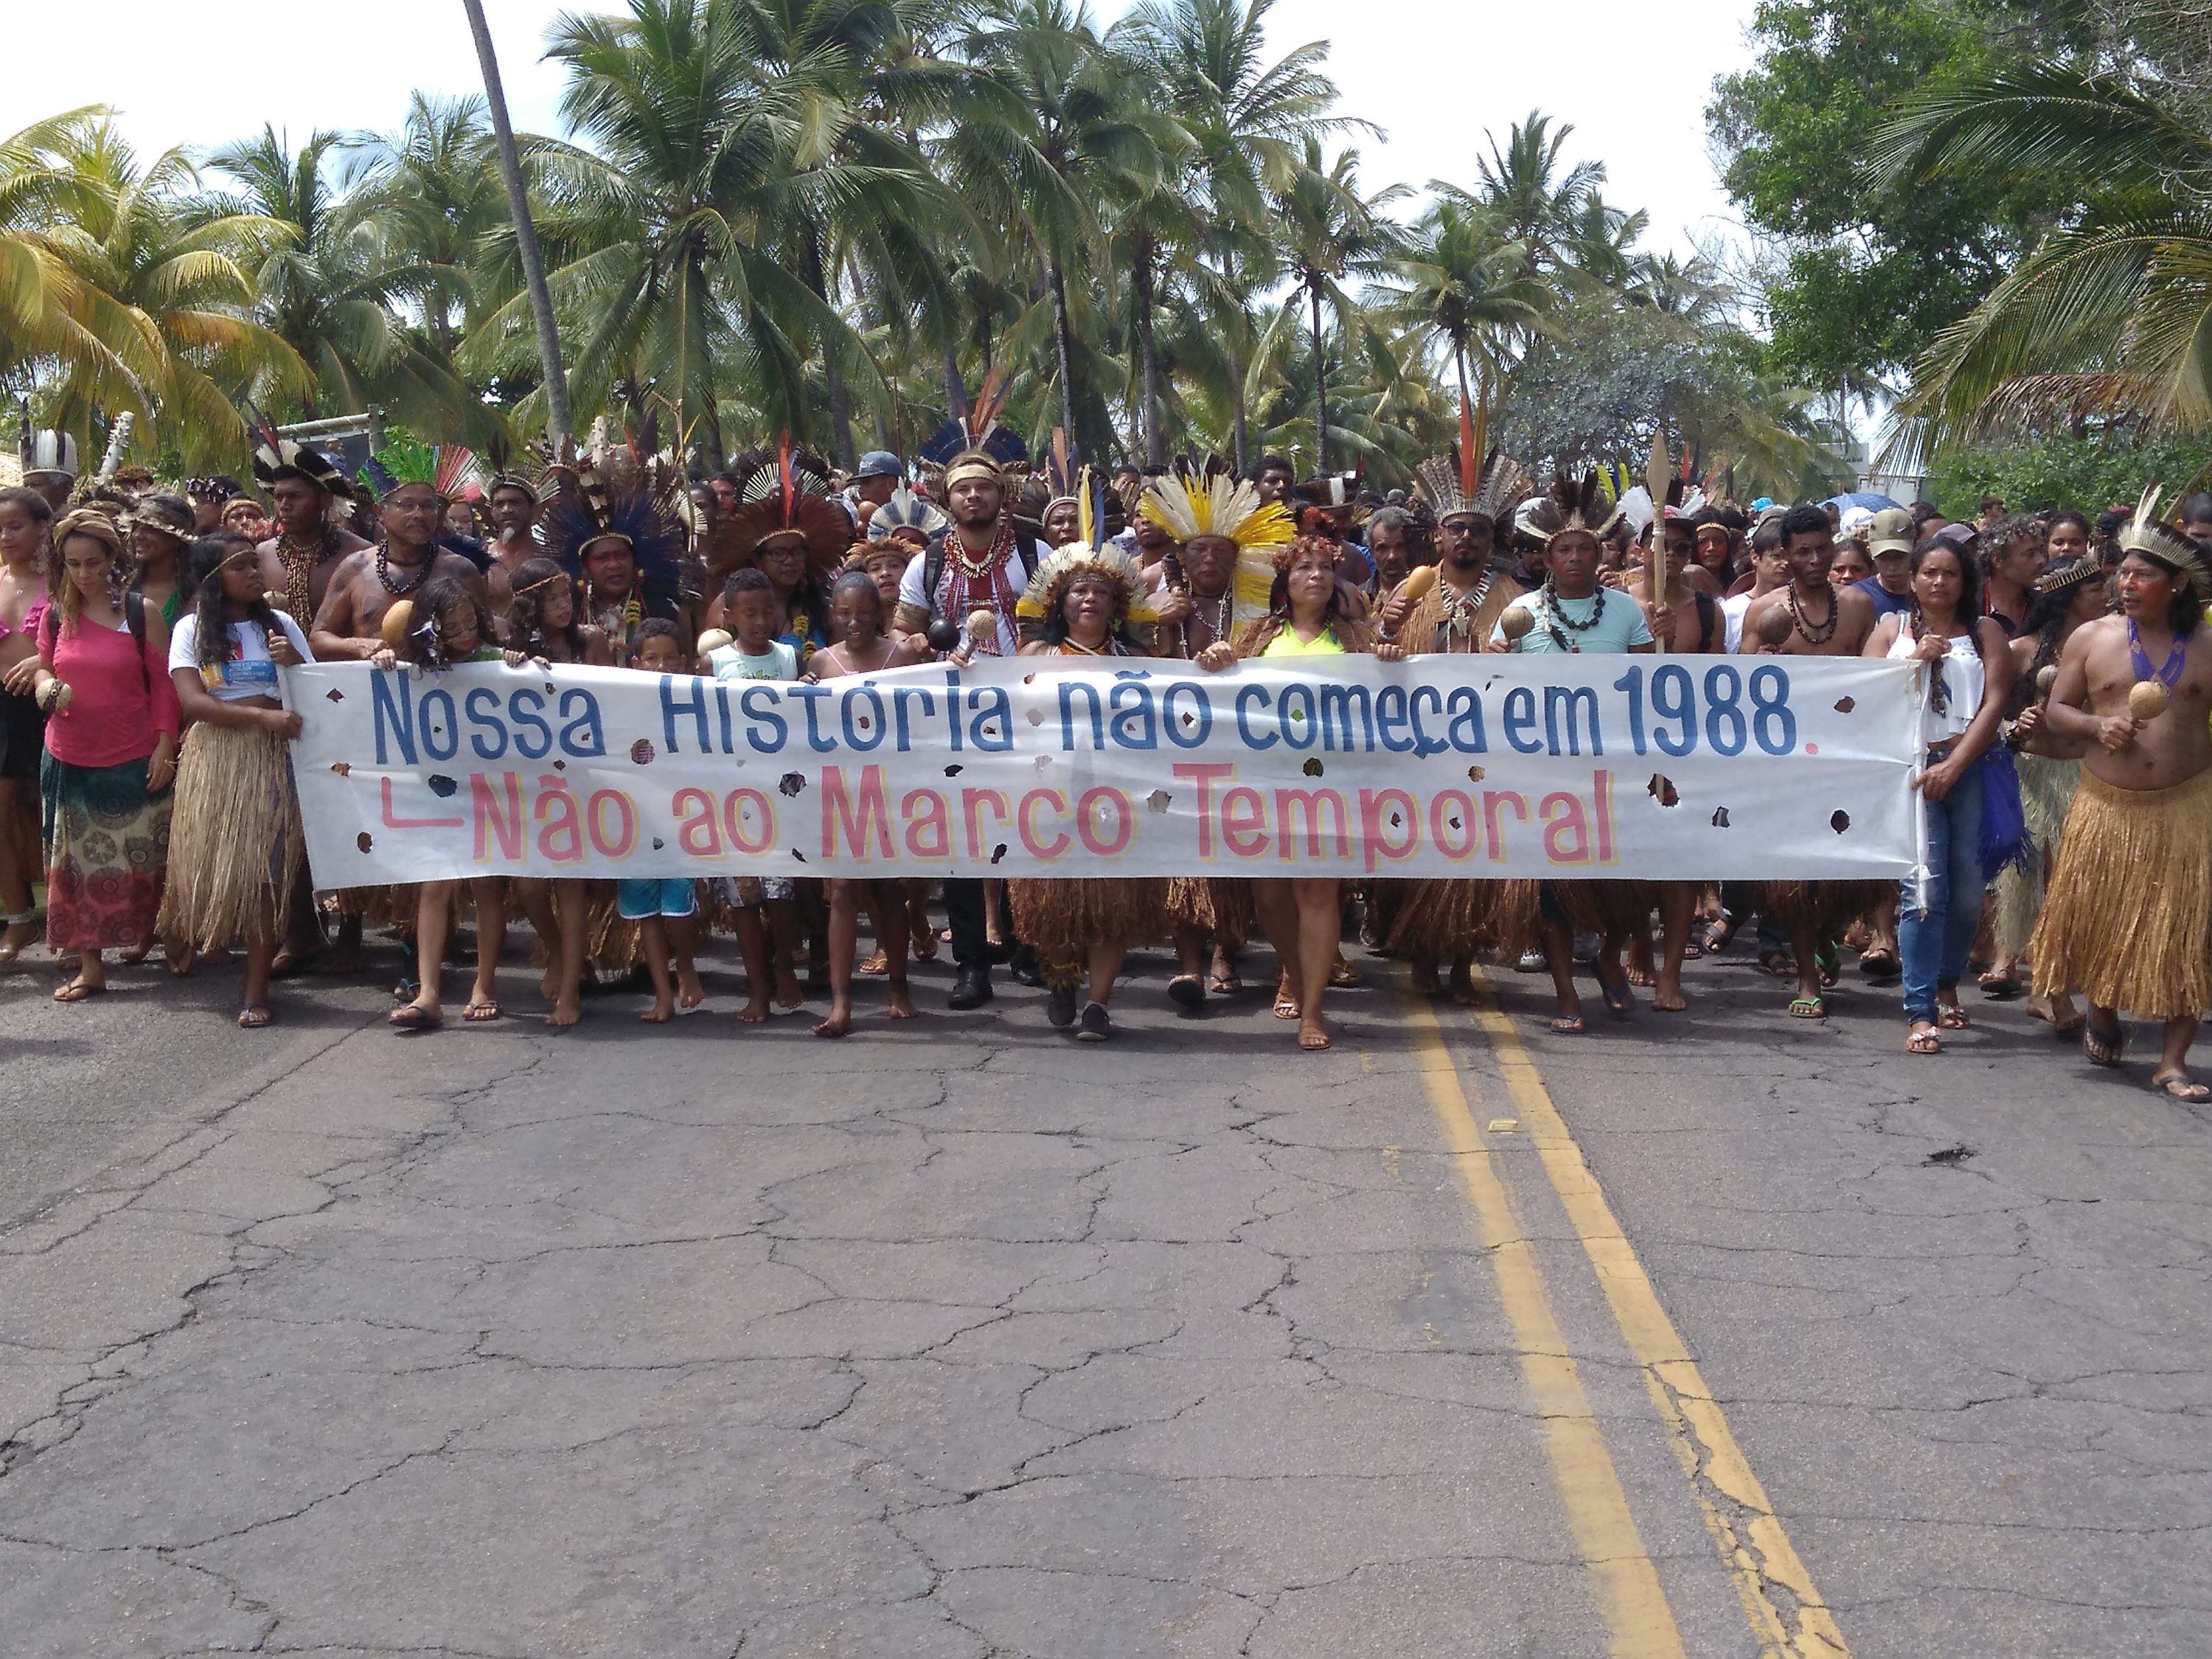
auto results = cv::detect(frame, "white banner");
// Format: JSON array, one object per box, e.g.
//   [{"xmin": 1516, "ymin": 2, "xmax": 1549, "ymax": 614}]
[{"xmin": 282, "ymin": 655, "xmax": 1924, "ymax": 886}]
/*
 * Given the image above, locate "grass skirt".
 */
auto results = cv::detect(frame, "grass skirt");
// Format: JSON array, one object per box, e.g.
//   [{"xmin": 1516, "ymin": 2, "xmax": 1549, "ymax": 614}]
[
  {"xmin": 1008, "ymin": 877, "xmax": 1166, "ymax": 956},
  {"xmin": 41, "ymin": 752, "xmax": 169, "ymax": 951},
  {"xmin": 2029, "ymin": 767, "xmax": 2212, "ymax": 1019},
  {"xmin": 1388, "ymin": 879, "xmax": 1520, "ymax": 959},
  {"xmin": 1759, "ymin": 879, "xmax": 1891, "ymax": 935},
  {"xmin": 159, "ymin": 723, "xmax": 302, "ymax": 950},
  {"xmin": 1164, "ymin": 877, "xmax": 1250, "ymax": 947},
  {"xmin": 1994, "ymin": 753, "xmax": 2080, "ymax": 959}
]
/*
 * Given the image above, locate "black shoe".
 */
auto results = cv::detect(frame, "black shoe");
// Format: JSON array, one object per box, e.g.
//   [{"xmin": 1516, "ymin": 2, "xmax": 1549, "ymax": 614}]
[
  {"xmin": 947, "ymin": 964, "xmax": 994, "ymax": 1009},
  {"xmin": 1077, "ymin": 999, "xmax": 1111, "ymax": 1041},
  {"xmin": 1047, "ymin": 981, "xmax": 1078, "ymax": 1027},
  {"xmin": 1009, "ymin": 945, "xmax": 1042, "ymax": 987}
]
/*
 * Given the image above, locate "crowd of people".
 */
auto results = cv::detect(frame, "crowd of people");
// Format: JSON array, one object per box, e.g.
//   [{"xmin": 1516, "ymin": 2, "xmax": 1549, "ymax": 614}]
[{"xmin": 3, "ymin": 422, "xmax": 2209, "ymax": 1093}]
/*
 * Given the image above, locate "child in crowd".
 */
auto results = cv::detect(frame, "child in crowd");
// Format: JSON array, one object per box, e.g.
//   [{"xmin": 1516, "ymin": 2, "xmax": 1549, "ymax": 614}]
[
  {"xmin": 807, "ymin": 570, "xmax": 925, "ymax": 1036},
  {"xmin": 623, "ymin": 618, "xmax": 706, "ymax": 1020},
  {"xmin": 707, "ymin": 569, "xmax": 805, "ymax": 1021},
  {"xmin": 375, "ymin": 575, "xmax": 525, "ymax": 1032}
]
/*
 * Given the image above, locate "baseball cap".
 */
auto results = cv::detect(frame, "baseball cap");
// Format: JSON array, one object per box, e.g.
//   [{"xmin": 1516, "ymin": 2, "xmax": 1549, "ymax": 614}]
[
  {"xmin": 854, "ymin": 451, "xmax": 902, "ymax": 480},
  {"xmin": 1867, "ymin": 506, "xmax": 1914, "ymax": 557}
]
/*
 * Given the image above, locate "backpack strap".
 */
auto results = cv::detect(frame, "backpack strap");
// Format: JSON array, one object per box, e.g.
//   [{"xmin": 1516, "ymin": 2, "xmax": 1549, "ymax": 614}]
[{"xmin": 124, "ymin": 591, "xmax": 151, "ymax": 693}]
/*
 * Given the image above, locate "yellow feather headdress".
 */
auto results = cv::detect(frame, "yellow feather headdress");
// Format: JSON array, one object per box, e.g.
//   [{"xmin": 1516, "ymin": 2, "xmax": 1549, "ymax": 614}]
[
  {"xmin": 1015, "ymin": 542, "xmax": 1158, "ymax": 626},
  {"xmin": 1138, "ymin": 468, "xmax": 1295, "ymax": 616}
]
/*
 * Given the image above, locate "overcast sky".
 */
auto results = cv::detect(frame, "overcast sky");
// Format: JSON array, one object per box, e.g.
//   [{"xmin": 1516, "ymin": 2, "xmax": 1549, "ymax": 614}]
[{"xmin": 20, "ymin": 0, "xmax": 1758, "ymax": 258}]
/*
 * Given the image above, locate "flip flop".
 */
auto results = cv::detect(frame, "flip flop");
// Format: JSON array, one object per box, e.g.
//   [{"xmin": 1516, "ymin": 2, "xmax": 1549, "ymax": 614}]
[
  {"xmin": 1549, "ymin": 1012, "xmax": 1587, "ymax": 1034},
  {"xmin": 1208, "ymin": 973, "xmax": 1242, "ymax": 995},
  {"xmin": 1787, "ymin": 995, "xmax": 1826, "ymax": 1020},
  {"xmin": 236, "ymin": 1004, "xmax": 273, "ymax": 1029},
  {"xmin": 52, "ymin": 976, "xmax": 106, "ymax": 1003},
  {"xmin": 1859, "ymin": 949, "xmax": 1901, "ymax": 980},
  {"xmin": 1595, "ymin": 959, "xmax": 1635, "ymax": 1018},
  {"xmin": 389, "ymin": 1004, "xmax": 442, "ymax": 1033},
  {"xmin": 2082, "ymin": 1018, "xmax": 2125, "ymax": 1068},
  {"xmin": 1907, "ymin": 1024, "xmax": 1941, "ymax": 1055},
  {"xmin": 2149, "ymin": 1071, "xmax": 2212, "ymax": 1102},
  {"xmin": 1166, "ymin": 974, "xmax": 1205, "ymax": 1009},
  {"xmin": 462, "ymin": 998, "xmax": 503, "ymax": 1022}
]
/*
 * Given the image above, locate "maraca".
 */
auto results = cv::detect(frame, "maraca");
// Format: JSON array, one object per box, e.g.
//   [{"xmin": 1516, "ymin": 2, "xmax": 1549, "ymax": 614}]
[
  {"xmin": 925, "ymin": 618, "xmax": 961, "ymax": 654},
  {"xmin": 1500, "ymin": 605, "xmax": 1536, "ymax": 643},
  {"xmin": 1755, "ymin": 603, "xmax": 1793, "ymax": 649},
  {"xmin": 966, "ymin": 607, "xmax": 995, "ymax": 646},
  {"xmin": 2128, "ymin": 679, "xmax": 2171, "ymax": 723},
  {"xmin": 695, "ymin": 627, "xmax": 733, "ymax": 657},
  {"xmin": 2034, "ymin": 664, "xmax": 2058, "ymax": 702},
  {"xmin": 379, "ymin": 599, "xmax": 416, "ymax": 650},
  {"xmin": 1401, "ymin": 565, "xmax": 1439, "ymax": 603}
]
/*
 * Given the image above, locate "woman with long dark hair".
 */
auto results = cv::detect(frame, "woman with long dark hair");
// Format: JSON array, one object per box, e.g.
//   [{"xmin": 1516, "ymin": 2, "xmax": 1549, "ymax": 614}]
[
  {"xmin": 1194, "ymin": 535, "xmax": 1404, "ymax": 1050},
  {"xmin": 22, "ymin": 510, "xmax": 179, "ymax": 1001},
  {"xmin": 1865, "ymin": 538, "xmax": 2017, "ymax": 1054},
  {"xmin": 0, "ymin": 486, "xmax": 55, "ymax": 963},
  {"xmin": 160, "ymin": 534, "xmax": 312, "ymax": 1026},
  {"xmin": 506, "ymin": 557, "xmax": 610, "ymax": 666}
]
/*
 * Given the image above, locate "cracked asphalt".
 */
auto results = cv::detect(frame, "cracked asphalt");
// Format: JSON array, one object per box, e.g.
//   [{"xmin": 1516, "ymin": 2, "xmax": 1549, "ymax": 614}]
[{"xmin": 1, "ymin": 933, "xmax": 2206, "ymax": 1658}]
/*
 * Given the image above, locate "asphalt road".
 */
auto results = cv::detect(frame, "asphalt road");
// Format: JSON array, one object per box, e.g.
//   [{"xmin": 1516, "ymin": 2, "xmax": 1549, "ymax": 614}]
[{"xmin": 1, "ymin": 924, "xmax": 2205, "ymax": 1658}]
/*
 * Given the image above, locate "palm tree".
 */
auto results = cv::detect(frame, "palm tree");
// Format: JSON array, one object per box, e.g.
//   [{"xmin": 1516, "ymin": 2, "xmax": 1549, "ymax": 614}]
[
  {"xmin": 1469, "ymin": 110, "xmax": 1604, "ymax": 279},
  {"xmin": 1273, "ymin": 141, "xmax": 1405, "ymax": 470},
  {"xmin": 32, "ymin": 122, "xmax": 309, "ymax": 465},
  {"xmin": 945, "ymin": 0, "xmax": 1185, "ymax": 461},
  {"xmin": 1873, "ymin": 58, "xmax": 2212, "ymax": 448},
  {"xmin": 1373, "ymin": 195, "xmax": 1545, "ymax": 438},
  {"xmin": 211, "ymin": 126, "xmax": 481, "ymax": 434}
]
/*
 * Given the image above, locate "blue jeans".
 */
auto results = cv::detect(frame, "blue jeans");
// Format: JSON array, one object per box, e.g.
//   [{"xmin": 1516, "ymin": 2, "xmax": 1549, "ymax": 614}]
[{"xmin": 1899, "ymin": 757, "xmax": 1984, "ymax": 1020}]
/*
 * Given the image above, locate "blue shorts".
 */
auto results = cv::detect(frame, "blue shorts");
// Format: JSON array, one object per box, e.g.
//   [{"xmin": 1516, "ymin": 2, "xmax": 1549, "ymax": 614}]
[{"xmin": 616, "ymin": 877, "xmax": 700, "ymax": 921}]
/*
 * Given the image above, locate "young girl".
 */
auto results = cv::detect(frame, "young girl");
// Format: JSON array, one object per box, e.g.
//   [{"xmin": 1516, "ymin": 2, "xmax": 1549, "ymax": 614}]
[
  {"xmin": 807, "ymin": 571, "xmax": 924, "ymax": 1037},
  {"xmin": 709, "ymin": 568, "xmax": 806, "ymax": 1021},
  {"xmin": 126, "ymin": 493, "xmax": 196, "ymax": 625},
  {"xmin": 23, "ymin": 511, "xmax": 179, "ymax": 1003},
  {"xmin": 1865, "ymin": 541, "xmax": 2016, "ymax": 1055},
  {"xmin": 503, "ymin": 557, "xmax": 608, "ymax": 1015},
  {"xmin": 374, "ymin": 575, "xmax": 525, "ymax": 1032},
  {"xmin": 160, "ymin": 534, "xmax": 313, "ymax": 1026},
  {"xmin": 1196, "ymin": 535, "xmax": 1405, "ymax": 1051}
]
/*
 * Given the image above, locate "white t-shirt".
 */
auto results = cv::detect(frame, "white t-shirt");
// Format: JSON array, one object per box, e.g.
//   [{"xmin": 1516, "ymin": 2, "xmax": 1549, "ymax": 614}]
[
  {"xmin": 169, "ymin": 612, "xmax": 314, "ymax": 701},
  {"xmin": 894, "ymin": 540, "xmax": 1032, "ymax": 659},
  {"xmin": 708, "ymin": 639, "xmax": 799, "ymax": 681},
  {"xmin": 1721, "ymin": 591, "xmax": 1756, "ymax": 654}
]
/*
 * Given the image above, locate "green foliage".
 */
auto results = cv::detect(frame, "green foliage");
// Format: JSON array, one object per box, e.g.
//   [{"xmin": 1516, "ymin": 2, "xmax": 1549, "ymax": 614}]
[
  {"xmin": 1924, "ymin": 431, "xmax": 2212, "ymax": 518},
  {"xmin": 1708, "ymin": 0, "xmax": 2084, "ymax": 394}
]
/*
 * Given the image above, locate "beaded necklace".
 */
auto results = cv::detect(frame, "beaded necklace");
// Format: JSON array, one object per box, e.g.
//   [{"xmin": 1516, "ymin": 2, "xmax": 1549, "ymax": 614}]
[
  {"xmin": 375, "ymin": 543, "xmax": 430, "ymax": 597},
  {"xmin": 1785, "ymin": 580, "xmax": 1838, "ymax": 646},
  {"xmin": 1540, "ymin": 578, "xmax": 1605, "ymax": 653}
]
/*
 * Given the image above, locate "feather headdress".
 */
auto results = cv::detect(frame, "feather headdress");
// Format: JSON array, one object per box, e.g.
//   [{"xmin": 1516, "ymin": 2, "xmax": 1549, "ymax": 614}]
[
  {"xmin": 725, "ymin": 438, "xmax": 851, "ymax": 573},
  {"xmin": 538, "ymin": 434, "xmax": 684, "ymax": 591},
  {"xmin": 866, "ymin": 484, "xmax": 948, "ymax": 545},
  {"xmin": 18, "ymin": 425, "xmax": 78, "ymax": 479},
  {"xmin": 1015, "ymin": 542, "xmax": 1157, "ymax": 627},
  {"xmin": 1545, "ymin": 471, "xmax": 1622, "ymax": 543},
  {"xmin": 1414, "ymin": 445, "xmax": 1530, "ymax": 526},
  {"xmin": 917, "ymin": 369, "xmax": 1029, "ymax": 470},
  {"xmin": 2118, "ymin": 484, "xmax": 2212, "ymax": 599},
  {"xmin": 246, "ymin": 409, "xmax": 356, "ymax": 500},
  {"xmin": 1138, "ymin": 465, "xmax": 1295, "ymax": 616},
  {"xmin": 358, "ymin": 431, "xmax": 481, "ymax": 500}
]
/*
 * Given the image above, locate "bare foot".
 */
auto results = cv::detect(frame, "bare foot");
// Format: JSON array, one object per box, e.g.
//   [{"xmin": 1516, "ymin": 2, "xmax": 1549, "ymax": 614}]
[
  {"xmin": 888, "ymin": 984, "xmax": 919, "ymax": 1020},
  {"xmin": 1408, "ymin": 955, "xmax": 1439, "ymax": 997},
  {"xmin": 737, "ymin": 997, "xmax": 772, "ymax": 1024},
  {"xmin": 546, "ymin": 995, "xmax": 581, "ymax": 1029},
  {"xmin": 1652, "ymin": 979, "xmax": 1687, "ymax": 1013},
  {"xmin": 812, "ymin": 1001, "xmax": 853, "ymax": 1039},
  {"xmin": 641, "ymin": 995, "xmax": 674, "ymax": 1023},
  {"xmin": 539, "ymin": 964, "xmax": 562, "ymax": 1002},
  {"xmin": 1449, "ymin": 961, "xmax": 1475, "ymax": 1004},
  {"xmin": 773, "ymin": 964, "xmax": 804, "ymax": 1011},
  {"xmin": 677, "ymin": 968, "xmax": 706, "ymax": 1009}
]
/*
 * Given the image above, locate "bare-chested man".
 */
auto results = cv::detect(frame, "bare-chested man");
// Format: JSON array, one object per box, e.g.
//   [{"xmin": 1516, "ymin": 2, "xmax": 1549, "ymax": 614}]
[
  {"xmin": 481, "ymin": 475, "xmax": 543, "ymax": 615},
  {"xmin": 255, "ymin": 441, "xmax": 369, "ymax": 626},
  {"xmin": 310, "ymin": 481, "xmax": 486, "ymax": 663},
  {"xmin": 1745, "ymin": 504, "xmax": 1882, "ymax": 1018},
  {"xmin": 2031, "ymin": 506, "xmax": 2212, "ymax": 1099}
]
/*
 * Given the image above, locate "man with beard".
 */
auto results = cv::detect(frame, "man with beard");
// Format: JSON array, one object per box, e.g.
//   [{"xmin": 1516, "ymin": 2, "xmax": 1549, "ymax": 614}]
[
  {"xmin": 254, "ymin": 436, "xmax": 369, "ymax": 627},
  {"xmin": 894, "ymin": 450, "xmax": 1049, "ymax": 1007},
  {"xmin": 1364, "ymin": 507, "xmax": 1416, "ymax": 595},
  {"xmin": 1742, "ymin": 504, "xmax": 1886, "ymax": 1015},
  {"xmin": 481, "ymin": 473, "xmax": 544, "ymax": 613},
  {"xmin": 1377, "ymin": 457, "xmax": 1531, "ymax": 998},
  {"xmin": 309, "ymin": 467, "xmax": 487, "ymax": 661}
]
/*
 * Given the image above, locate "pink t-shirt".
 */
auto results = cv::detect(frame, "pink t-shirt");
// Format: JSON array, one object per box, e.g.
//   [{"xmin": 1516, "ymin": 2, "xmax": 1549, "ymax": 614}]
[{"xmin": 39, "ymin": 608, "xmax": 181, "ymax": 768}]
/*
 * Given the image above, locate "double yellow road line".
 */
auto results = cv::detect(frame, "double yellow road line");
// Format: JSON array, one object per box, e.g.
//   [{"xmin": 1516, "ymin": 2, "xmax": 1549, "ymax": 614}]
[{"xmin": 1404, "ymin": 981, "xmax": 1850, "ymax": 1658}]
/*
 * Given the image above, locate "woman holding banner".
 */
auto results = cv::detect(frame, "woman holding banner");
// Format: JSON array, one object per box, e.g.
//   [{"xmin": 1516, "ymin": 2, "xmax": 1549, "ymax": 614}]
[
  {"xmin": 1864, "ymin": 539, "xmax": 2015, "ymax": 1056},
  {"xmin": 1196, "ymin": 534, "xmax": 1403, "ymax": 1051}
]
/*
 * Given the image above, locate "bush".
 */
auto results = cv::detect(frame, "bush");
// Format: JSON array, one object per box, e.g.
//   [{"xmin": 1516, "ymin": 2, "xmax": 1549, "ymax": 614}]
[{"xmin": 1924, "ymin": 431, "xmax": 2212, "ymax": 518}]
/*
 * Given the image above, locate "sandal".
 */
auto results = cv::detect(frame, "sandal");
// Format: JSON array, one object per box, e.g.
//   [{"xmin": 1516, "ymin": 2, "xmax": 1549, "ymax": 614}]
[
  {"xmin": 1978, "ymin": 968, "xmax": 2022, "ymax": 1000},
  {"xmin": 858, "ymin": 949, "xmax": 890, "ymax": 976},
  {"xmin": 236, "ymin": 1004, "xmax": 273, "ymax": 1029},
  {"xmin": 389, "ymin": 1003, "xmax": 442, "ymax": 1033},
  {"xmin": 1208, "ymin": 973, "xmax": 1242, "ymax": 995},
  {"xmin": 1595, "ymin": 959, "xmax": 1635, "ymax": 1018},
  {"xmin": 1699, "ymin": 914, "xmax": 1737, "ymax": 955},
  {"xmin": 1328, "ymin": 956, "xmax": 1362, "ymax": 989},
  {"xmin": 1937, "ymin": 1004, "xmax": 1971, "ymax": 1031},
  {"xmin": 1549, "ymin": 1012, "xmax": 1587, "ymax": 1034},
  {"xmin": 1166, "ymin": 973, "xmax": 1205, "ymax": 1009},
  {"xmin": 1907, "ymin": 1023, "xmax": 1941, "ymax": 1055},
  {"xmin": 1787, "ymin": 995, "xmax": 1826, "ymax": 1020},
  {"xmin": 2082, "ymin": 1017, "xmax": 2125, "ymax": 1068},
  {"xmin": 1859, "ymin": 948, "xmax": 1901, "ymax": 980},
  {"xmin": 1298, "ymin": 1025, "xmax": 1332, "ymax": 1051},
  {"xmin": 462, "ymin": 998, "xmax": 503, "ymax": 1022},
  {"xmin": 1272, "ymin": 975, "xmax": 1300, "ymax": 1020},
  {"xmin": 1757, "ymin": 948, "xmax": 1796, "ymax": 980},
  {"xmin": 2149, "ymin": 1071, "xmax": 2212, "ymax": 1102},
  {"xmin": 52, "ymin": 975, "xmax": 106, "ymax": 1003}
]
